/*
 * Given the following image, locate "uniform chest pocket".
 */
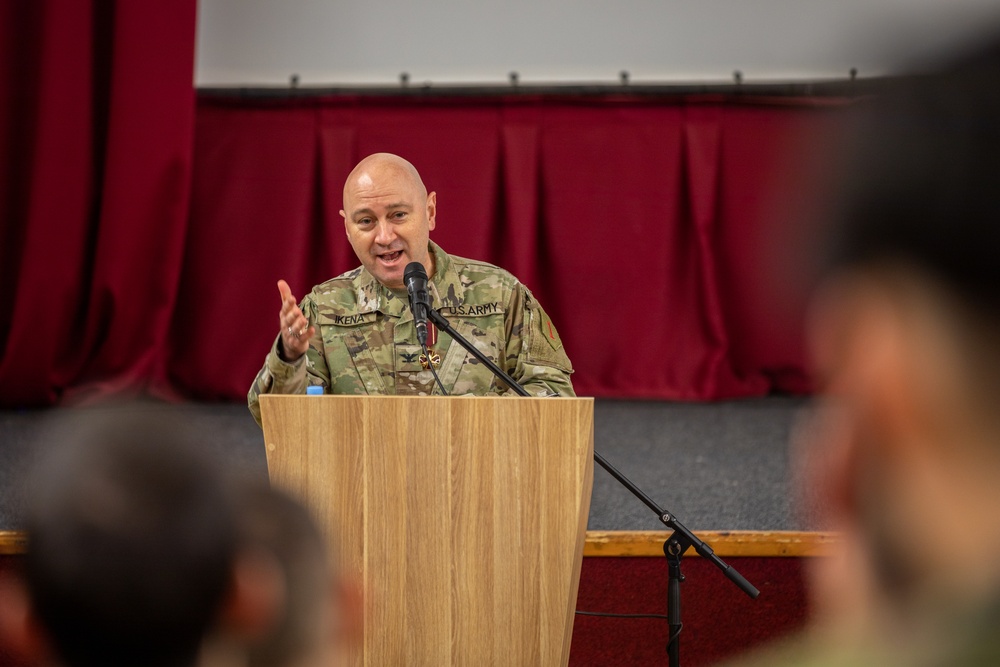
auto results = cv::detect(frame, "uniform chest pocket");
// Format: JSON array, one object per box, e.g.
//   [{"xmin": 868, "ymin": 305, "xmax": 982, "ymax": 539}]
[
  {"xmin": 316, "ymin": 310, "xmax": 386, "ymax": 394},
  {"xmin": 438, "ymin": 320, "xmax": 505, "ymax": 395}
]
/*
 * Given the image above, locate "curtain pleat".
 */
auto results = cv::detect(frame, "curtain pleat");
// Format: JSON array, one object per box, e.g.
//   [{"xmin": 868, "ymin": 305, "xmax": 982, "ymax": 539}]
[{"xmin": 0, "ymin": 1, "xmax": 197, "ymax": 406}]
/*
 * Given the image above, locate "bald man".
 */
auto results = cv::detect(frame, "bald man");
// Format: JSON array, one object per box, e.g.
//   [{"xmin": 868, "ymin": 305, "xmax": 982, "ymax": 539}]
[{"xmin": 248, "ymin": 153, "xmax": 574, "ymax": 424}]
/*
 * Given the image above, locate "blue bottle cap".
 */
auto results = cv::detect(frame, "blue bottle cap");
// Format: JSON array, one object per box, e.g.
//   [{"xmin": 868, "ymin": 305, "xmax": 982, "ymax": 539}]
[{"xmin": 306, "ymin": 386, "xmax": 324, "ymax": 395}]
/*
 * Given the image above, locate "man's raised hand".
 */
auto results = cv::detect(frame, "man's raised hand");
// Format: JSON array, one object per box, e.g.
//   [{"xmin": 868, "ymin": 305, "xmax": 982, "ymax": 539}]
[{"xmin": 277, "ymin": 279, "xmax": 315, "ymax": 361}]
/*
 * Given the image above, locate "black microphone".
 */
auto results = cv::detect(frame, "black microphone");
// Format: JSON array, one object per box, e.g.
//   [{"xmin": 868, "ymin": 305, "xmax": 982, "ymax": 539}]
[{"xmin": 403, "ymin": 262, "xmax": 430, "ymax": 347}]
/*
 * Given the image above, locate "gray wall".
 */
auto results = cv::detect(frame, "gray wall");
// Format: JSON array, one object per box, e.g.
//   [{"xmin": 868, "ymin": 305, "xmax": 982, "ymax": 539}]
[{"xmin": 197, "ymin": 0, "xmax": 1000, "ymax": 86}]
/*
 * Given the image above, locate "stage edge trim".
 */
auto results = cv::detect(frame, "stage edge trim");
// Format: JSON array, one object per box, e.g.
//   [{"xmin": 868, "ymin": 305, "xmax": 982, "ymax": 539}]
[
  {"xmin": 584, "ymin": 530, "xmax": 838, "ymax": 557},
  {"xmin": 1, "ymin": 530, "xmax": 837, "ymax": 558}
]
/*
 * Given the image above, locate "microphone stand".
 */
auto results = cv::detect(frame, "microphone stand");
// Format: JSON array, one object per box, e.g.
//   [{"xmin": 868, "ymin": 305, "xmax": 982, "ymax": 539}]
[{"xmin": 426, "ymin": 308, "xmax": 760, "ymax": 667}]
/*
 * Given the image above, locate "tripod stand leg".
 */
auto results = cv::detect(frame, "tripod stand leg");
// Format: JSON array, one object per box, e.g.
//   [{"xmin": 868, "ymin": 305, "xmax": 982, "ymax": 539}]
[{"xmin": 665, "ymin": 533, "xmax": 691, "ymax": 667}]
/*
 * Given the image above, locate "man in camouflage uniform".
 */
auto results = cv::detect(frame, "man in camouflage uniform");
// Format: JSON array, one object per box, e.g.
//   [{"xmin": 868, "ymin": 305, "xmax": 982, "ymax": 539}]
[{"xmin": 248, "ymin": 153, "xmax": 574, "ymax": 426}]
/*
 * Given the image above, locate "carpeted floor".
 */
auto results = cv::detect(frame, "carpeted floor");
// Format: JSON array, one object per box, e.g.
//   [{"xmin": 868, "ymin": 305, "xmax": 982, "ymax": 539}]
[{"xmin": 0, "ymin": 396, "xmax": 819, "ymax": 532}]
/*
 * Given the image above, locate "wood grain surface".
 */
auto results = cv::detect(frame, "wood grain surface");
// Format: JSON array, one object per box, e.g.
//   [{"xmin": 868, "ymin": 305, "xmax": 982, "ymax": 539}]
[{"xmin": 261, "ymin": 395, "xmax": 595, "ymax": 667}]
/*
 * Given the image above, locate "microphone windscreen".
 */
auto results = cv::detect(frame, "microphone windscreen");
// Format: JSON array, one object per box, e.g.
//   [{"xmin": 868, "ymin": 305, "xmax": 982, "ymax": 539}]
[{"xmin": 404, "ymin": 262, "xmax": 427, "ymax": 284}]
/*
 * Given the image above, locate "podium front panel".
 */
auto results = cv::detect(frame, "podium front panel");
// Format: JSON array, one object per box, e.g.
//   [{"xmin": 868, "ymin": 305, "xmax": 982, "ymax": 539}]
[{"xmin": 261, "ymin": 395, "xmax": 594, "ymax": 667}]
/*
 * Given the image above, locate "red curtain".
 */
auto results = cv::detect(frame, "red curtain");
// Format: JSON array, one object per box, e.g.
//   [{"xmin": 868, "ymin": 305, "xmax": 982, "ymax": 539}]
[
  {"xmin": 0, "ymin": 0, "xmax": 197, "ymax": 407},
  {"xmin": 0, "ymin": 2, "xmax": 842, "ymax": 405},
  {"xmin": 168, "ymin": 94, "xmax": 839, "ymax": 401}
]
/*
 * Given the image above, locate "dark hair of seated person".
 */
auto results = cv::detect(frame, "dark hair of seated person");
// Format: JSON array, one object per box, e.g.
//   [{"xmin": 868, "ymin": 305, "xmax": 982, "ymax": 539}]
[{"xmin": 23, "ymin": 405, "xmax": 239, "ymax": 667}]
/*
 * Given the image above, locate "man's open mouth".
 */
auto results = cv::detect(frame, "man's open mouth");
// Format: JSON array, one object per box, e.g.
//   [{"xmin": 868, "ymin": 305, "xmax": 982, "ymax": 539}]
[{"xmin": 378, "ymin": 250, "xmax": 402, "ymax": 264}]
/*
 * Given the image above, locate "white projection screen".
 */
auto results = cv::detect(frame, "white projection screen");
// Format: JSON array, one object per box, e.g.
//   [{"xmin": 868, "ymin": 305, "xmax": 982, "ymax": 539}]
[{"xmin": 196, "ymin": 0, "xmax": 1000, "ymax": 87}]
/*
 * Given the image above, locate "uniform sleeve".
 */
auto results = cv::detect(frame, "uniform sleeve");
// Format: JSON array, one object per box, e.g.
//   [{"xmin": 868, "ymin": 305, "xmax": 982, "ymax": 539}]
[
  {"xmin": 246, "ymin": 295, "xmax": 329, "ymax": 427},
  {"xmin": 504, "ymin": 283, "xmax": 576, "ymax": 397}
]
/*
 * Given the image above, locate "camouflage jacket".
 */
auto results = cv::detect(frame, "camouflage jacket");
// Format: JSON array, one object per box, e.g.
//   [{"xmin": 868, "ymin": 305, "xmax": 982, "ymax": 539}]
[{"xmin": 248, "ymin": 242, "xmax": 575, "ymax": 425}]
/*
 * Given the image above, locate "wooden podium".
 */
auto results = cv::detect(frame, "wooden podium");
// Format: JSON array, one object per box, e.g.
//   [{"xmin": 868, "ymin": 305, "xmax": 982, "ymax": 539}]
[{"xmin": 260, "ymin": 395, "xmax": 594, "ymax": 666}]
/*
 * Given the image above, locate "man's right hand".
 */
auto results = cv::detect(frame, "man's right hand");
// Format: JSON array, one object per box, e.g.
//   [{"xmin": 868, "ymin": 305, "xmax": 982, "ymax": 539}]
[{"xmin": 277, "ymin": 279, "xmax": 315, "ymax": 362}]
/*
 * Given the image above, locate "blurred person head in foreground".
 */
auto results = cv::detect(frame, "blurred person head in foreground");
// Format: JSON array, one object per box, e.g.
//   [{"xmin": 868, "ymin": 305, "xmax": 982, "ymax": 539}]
[
  {"xmin": 0, "ymin": 402, "xmax": 356, "ymax": 667},
  {"xmin": 203, "ymin": 482, "xmax": 359, "ymax": 667},
  {"xmin": 755, "ymin": 33, "xmax": 1000, "ymax": 667},
  {"xmin": 0, "ymin": 404, "xmax": 240, "ymax": 667}
]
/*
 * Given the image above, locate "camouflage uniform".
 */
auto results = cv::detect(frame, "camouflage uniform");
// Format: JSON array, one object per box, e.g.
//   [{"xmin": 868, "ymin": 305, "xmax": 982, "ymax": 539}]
[{"xmin": 248, "ymin": 242, "xmax": 574, "ymax": 426}]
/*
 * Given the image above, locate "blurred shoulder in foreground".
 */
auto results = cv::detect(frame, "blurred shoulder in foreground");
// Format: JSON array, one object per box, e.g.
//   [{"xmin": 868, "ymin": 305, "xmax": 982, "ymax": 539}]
[{"xmin": 726, "ymin": 31, "xmax": 1000, "ymax": 667}]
